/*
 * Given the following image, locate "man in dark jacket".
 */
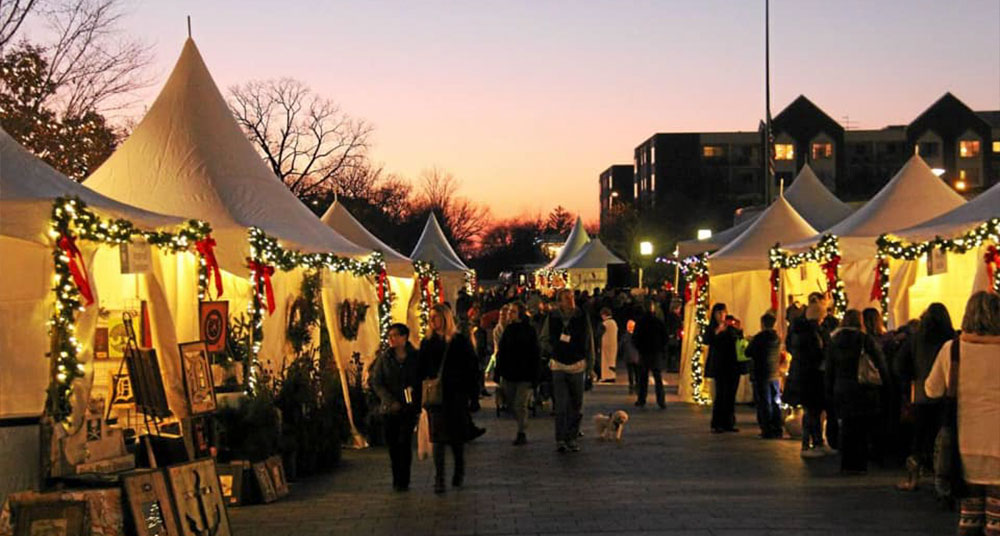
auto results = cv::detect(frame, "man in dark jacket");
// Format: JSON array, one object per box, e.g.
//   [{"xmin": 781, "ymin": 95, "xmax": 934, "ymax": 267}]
[
  {"xmin": 370, "ymin": 323, "xmax": 422, "ymax": 491},
  {"xmin": 632, "ymin": 300, "xmax": 668, "ymax": 408},
  {"xmin": 497, "ymin": 302, "xmax": 541, "ymax": 445},
  {"xmin": 540, "ymin": 289, "xmax": 596, "ymax": 453},
  {"xmin": 746, "ymin": 313, "xmax": 782, "ymax": 438}
]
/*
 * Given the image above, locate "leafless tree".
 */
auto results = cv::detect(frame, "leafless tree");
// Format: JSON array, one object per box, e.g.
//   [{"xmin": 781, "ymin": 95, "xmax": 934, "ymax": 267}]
[
  {"xmin": 229, "ymin": 78, "xmax": 373, "ymax": 199},
  {"xmin": 415, "ymin": 167, "xmax": 491, "ymax": 255},
  {"xmin": 0, "ymin": 0, "xmax": 38, "ymax": 51},
  {"xmin": 31, "ymin": 0, "xmax": 154, "ymax": 116}
]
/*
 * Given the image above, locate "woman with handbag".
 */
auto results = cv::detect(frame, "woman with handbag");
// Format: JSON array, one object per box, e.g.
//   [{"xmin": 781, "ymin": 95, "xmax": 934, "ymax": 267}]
[
  {"xmin": 419, "ymin": 303, "xmax": 479, "ymax": 494},
  {"xmin": 925, "ymin": 291, "xmax": 1000, "ymax": 535},
  {"xmin": 370, "ymin": 323, "xmax": 422, "ymax": 491},
  {"xmin": 824, "ymin": 310, "xmax": 890, "ymax": 474}
]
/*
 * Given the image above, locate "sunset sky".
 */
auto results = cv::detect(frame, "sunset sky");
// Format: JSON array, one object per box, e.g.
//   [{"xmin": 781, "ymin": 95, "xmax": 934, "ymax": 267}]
[{"xmin": 36, "ymin": 1, "xmax": 1000, "ymax": 222}]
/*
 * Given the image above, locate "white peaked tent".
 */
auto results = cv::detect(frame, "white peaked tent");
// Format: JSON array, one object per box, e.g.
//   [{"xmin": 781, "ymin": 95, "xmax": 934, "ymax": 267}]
[
  {"xmin": 678, "ymin": 195, "xmax": 817, "ymax": 403},
  {"xmin": 554, "ymin": 238, "xmax": 625, "ymax": 292},
  {"xmin": 545, "ymin": 216, "xmax": 591, "ymax": 269},
  {"xmin": 410, "ymin": 213, "xmax": 471, "ymax": 304},
  {"xmin": 1, "ymin": 128, "xmax": 200, "ymax": 502},
  {"xmin": 780, "ymin": 155, "xmax": 966, "ymax": 326},
  {"xmin": 321, "ymin": 200, "xmax": 421, "ymax": 335},
  {"xmin": 884, "ymin": 182, "xmax": 1000, "ymax": 327},
  {"xmin": 783, "ymin": 165, "xmax": 854, "ymax": 231},
  {"xmin": 84, "ymin": 39, "xmax": 379, "ymax": 442}
]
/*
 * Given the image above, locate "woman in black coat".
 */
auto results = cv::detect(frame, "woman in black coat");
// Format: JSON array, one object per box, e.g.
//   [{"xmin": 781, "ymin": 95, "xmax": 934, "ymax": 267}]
[
  {"xmin": 419, "ymin": 304, "xmax": 480, "ymax": 494},
  {"xmin": 824, "ymin": 309, "xmax": 891, "ymax": 474},
  {"xmin": 705, "ymin": 303, "xmax": 741, "ymax": 433},
  {"xmin": 785, "ymin": 301, "xmax": 831, "ymax": 456},
  {"xmin": 633, "ymin": 300, "xmax": 668, "ymax": 408}
]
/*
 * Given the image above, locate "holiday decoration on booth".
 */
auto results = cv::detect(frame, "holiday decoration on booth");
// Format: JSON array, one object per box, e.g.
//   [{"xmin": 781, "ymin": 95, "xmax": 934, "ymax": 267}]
[{"xmin": 769, "ymin": 234, "xmax": 847, "ymax": 318}]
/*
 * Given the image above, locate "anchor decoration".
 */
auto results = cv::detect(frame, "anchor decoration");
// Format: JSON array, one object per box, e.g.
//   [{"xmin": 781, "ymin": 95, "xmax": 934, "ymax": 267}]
[{"xmin": 182, "ymin": 469, "xmax": 224, "ymax": 536}]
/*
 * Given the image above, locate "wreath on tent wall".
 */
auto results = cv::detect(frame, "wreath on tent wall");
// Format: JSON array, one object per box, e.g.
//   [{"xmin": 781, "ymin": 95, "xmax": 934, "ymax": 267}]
[{"xmin": 338, "ymin": 300, "xmax": 370, "ymax": 341}]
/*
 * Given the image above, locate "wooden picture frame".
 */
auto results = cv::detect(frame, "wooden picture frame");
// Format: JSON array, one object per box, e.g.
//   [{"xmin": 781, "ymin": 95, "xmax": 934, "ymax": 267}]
[
  {"xmin": 122, "ymin": 470, "xmax": 180, "ymax": 536},
  {"xmin": 215, "ymin": 462, "xmax": 248, "ymax": 507},
  {"xmin": 198, "ymin": 301, "xmax": 229, "ymax": 353},
  {"xmin": 178, "ymin": 342, "xmax": 217, "ymax": 415},
  {"xmin": 183, "ymin": 415, "xmax": 213, "ymax": 460},
  {"xmin": 264, "ymin": 456, "xmax": 289, "ymax": 498},
  {"xmin": 125, "ymin": 347, "xmax": 171, "ymax": 418},
  {"xmin": 165, "ymin": 459, "xmax": 231, "ymax": 536},
  {"xmin": 11, "ymin": 499, "xmax": 88, "ymax": 536},
  {"xmin": 251, "ymin": 462, "xmax": 277, "ymax": 504}
]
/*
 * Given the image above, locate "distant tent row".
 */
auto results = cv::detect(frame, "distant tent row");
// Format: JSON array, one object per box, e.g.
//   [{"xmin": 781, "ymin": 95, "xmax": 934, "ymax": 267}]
[{"xmin": 538, "ymin": 217, "xmax": 626, "ymax": 292}]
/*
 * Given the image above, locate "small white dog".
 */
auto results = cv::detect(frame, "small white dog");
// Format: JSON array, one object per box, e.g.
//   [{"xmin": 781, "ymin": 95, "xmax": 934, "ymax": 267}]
[{"xmin": 593, "ymin": 410, "xmax": 629, "ymax": 444}]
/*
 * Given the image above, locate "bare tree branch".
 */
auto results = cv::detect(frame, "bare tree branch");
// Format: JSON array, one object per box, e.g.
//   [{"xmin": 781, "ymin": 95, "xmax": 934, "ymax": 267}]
[{"xmin": 0, "ymin": 0, "xmax": 39, "ymax": 51}]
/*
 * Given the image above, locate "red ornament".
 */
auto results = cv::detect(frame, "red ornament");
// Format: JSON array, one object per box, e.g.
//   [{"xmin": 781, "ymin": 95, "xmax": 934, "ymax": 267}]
[
  {"xmin": 247, "ymin": 259, "xmax": 276, "ymax": 315},
  {"xmin": 769, "ymin": 268, "xmax": 780, "ymax": 312},
  {"xmin": 377, "ymin": 269, "xmax": 388, "ymax": 301},
  {"xmin": 870, "ymin": 258, "xmax": 887, "ymax": 302},
  {"xmin": 57, "ymin": 233, "xmax": 94, "ymax": 306}
]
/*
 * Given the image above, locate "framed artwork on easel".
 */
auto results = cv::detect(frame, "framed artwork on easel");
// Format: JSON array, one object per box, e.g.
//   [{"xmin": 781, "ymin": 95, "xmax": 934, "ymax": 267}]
[{"xmin": 178, "ymin": 341, "xmax": 217, "ymax": 415}]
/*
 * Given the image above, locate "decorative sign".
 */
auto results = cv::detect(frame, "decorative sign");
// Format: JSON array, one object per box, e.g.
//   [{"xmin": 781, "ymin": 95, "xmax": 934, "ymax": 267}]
[
  {"xmin": 927, "ymin": 248, "xmax": 948, "ymax": 276},
  {"xmin": 178, "ymin": 342, "xmax": 217, "ymax": 415},
  {"xmin": 198, "ymin": 301, "xmax": 228, "ymax": 353},
  {"xmin": 109, "ymin": 373, "xmax": 135, "ymax": 408},
  {"xmin": 94, "ymin": 327, "xmax": 110, "ymax": 360},
  {"xmin": 252, "ymin": 462, "xmax": 277, "ymax": 504},
  {"xmin": 165, "ymin": 459, "xmax": 231, "ymax": 536},
  {"xmin": 119, "ymin": 239, "xmax": 153, "ymax": 274},
  {"xmin": 106, "ymin": 312, "xmax": 129, "ymax": 359},
  {"xmin": 122, "ymin": 470, "xmax": 180, "ymax": 536}
]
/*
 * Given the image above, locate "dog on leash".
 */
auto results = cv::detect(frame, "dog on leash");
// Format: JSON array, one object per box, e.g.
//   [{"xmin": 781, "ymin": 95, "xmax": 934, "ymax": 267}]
[{"xmin": 593, "ymin": 410, "xmax": 629, "ymax": 443}]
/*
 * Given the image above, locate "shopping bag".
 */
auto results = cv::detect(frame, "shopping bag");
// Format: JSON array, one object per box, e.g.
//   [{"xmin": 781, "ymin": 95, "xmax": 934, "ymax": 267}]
[{"xmin": 417, "ymin": 409, "xmax": 431, "ymax": 460}]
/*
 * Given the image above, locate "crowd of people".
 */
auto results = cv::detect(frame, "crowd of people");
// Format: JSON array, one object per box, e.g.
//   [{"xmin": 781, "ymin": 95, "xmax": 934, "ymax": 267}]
[{"xmin": 367, "ymin": 283, "xmax": 999, "ymax": 535}]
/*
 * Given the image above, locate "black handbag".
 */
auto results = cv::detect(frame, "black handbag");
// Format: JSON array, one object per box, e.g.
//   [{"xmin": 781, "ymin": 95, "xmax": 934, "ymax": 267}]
[
  {"xmin": 421, "ymin": 341, "xmax": 451, "ymax": 408},
  {"xmin": 934, "ymin": 335, "xmax": 968, "ymax": 499}
]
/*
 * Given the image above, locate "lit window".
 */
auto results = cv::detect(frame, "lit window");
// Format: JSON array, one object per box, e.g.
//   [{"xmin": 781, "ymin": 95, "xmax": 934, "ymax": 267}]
[
  {"xmin": 774, "ymin": 144, "xmax": 794, "ymax": 160},
  {"xmin": 651, "ymin": 146, "xmax": 656, "ymax": 163},
  {"xmin": 607, "ymin": 176, "xmax": 612, "ymax": 189},
  {"xmin": 992, "ymin": 140, "xmax": 1000, "ymax": 153},
  {"xmin": 702, "ymin": 145, "xmax": 725, "ymax": 158},
  {"xmin": 959, "ymin": 140, "xmax": 980, "ymax": 158},
  {"xmin": 959, "ymin": 168, "xmax": 981, "ymax": 186},
  {"xmin": 811, "ymin": 143, "xmax": 832, "ymax": 160},
  {"xmin": 651, "ymin": 173, "xmax": 656, "ymax": 192},
  {"xmin": 633, "ymin": 179, "xmax": 638, "ymax": 199}
]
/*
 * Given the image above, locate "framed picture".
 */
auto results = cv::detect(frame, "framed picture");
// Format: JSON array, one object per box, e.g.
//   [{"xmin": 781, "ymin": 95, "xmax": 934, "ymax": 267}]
[
  {"xmin": 109, "ymin": 372, "xmax": 135, "ymax": 409},
  {"xmin": 251, "ymin": 462, "xmax": 277, "ymax": 504},
  {"xmin": 264, "ymin": 456, "xmax": 289, "ymax": 498},
  {"xmin": 183, "ymin": 415, "xmax": 213, "ymax": 460},
  {"xmin": 106, "ymin": 311, "xmax": 129, "ymax": 359},
  {"xmin": 122, "ymin": 470, "xmax": 180, "ymax": 536},
  {"xmin": 94, "ymin": 327, "xmax": 110, "ymax": 360},
  {"xmin": 11, "ymin": 499, "xmax": 88, "ymax": 536},
  {"xmin": 165, "ymin": 459, "xmax": 231, "ymax": 536},
  {"xmin": 198, "ymin": 301, "xmax": 229, "ymax": 353},
  {"xmin": 125, "ymin": 347, "xmax": 171, "ymax": 418},
  {"xmin": 178, "ymin": 342, "xmax": 217, "ymax": 415},
  {"xmin": 215, "ymin": 462, "xmax": 248, "ymax": 506}
]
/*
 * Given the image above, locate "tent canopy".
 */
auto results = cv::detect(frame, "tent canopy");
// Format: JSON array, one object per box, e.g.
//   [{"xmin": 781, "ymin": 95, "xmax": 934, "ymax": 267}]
[
  {"xmin": 710, "ymin": 195, "xmax": 818, "ymax": 275},
  {"xmin": 677, "ymin": 217, "xmax": 755, "ymax": 258},
  {"xmin": 410, "ymin": 213, "xmax": 469, "ymax": 273},
  {"xmin": 1, "ymin": 128, "xmax": 184, "ymax": 244},
  {"xmin": 784, "ymin": 155, "xmax": 966, "ymax": 259},
  {"xmin": 783, "ymin": 164, "xmax": 854, "ymax": 231},
  {"xmin": 545, "ymin": 216, "xmax": 590, "ymax": 269},
  {"xmin": 893, "ymin": 181, "xmax": 1000, "ymax": 242},
  {"xmin": 84, "ymin": 38, "xmax": 368, "ymax": 271},
  {"xmin": 320, "ymin": 201, "xmax": 412, "ymax": 277},
  {"xmin": 556, "ymin": 238, "xmax": 625, "ymax": 270}
]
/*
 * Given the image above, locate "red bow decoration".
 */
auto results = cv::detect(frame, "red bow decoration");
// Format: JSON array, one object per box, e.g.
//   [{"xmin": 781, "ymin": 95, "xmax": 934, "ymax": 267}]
[
  {"xmin": 58, "ymin": 234, "xmax": 94, "ymax": 306},
  {"xmin": 693, "ymin": 275, "xmax": 708, "ymax": 302},
  {"xmin": 820, "ymin": 255, "xmax": 840, "ymax": 287},
  {"xmin": 769, "ymin": 268, "xmax": 780, "ymax": 312},
  {"xmin": 248, "ymin": 259, "xmax": 276, "ymax": 315},
  {"xmin": 870, "ymin": 258, "xmax": 887, "ymax": 302},
  {"xmin": 683, "ymin": 282, "xmax": 692, "ymax": 304},
  {"xmin": 195, "ymin": 235, "xmax": 223, "ymax": 298},
  {"xmin": 437, "ymin": 279, "xmax": 445, "ymax": 304},
  {"xmin": 377, "ymin": 269, "xmax": 388, "ymax": 301},
  {"xmin": 985, "ymin": 245, "xmax": 1000, "ymax": 287},
  {"xmin": 420, "ymin": 276, "xmax": 434, "ymax": 310}
]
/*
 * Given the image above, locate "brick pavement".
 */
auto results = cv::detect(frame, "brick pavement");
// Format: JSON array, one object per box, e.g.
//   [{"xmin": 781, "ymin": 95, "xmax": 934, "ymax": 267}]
[{"xmin": 229, "ymin": 377, "xmax": 956, "ymax": 535}]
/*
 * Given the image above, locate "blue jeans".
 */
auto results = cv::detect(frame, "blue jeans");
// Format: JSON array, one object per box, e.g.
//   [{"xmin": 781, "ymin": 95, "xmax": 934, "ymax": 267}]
[
  {"xmin": 753, "ymin": 379, "xmax": 782, "ymax": 436},
  {"xmin": 552, "ymin": 370, "xmax": 585, "ymax": 443}
]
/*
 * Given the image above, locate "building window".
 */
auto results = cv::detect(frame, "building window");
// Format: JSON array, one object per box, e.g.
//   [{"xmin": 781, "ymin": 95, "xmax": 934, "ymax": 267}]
[
  {"xmin": 959, "ymin": 140, "xmax": 980, "ymax": 158},
  {"xmin": 992, "ymin": 140, "xmax": 1000, "ymax": 153},
  {"xmin": 811, "ymin": 143, "xmax": 832, "ymax": 160},
  {"xmin": 702, "ymin": 145, "xmax": 725, "ymax": 158},
  {"xmin": 917, "ymin": 142, "xmax": 939, "ymax": 158},
  {"xmin": 651, "ymin": 173, "xmax": 656, "ymax": 193},
  {"xmin": 651, "ymin": 146, "xmax": 656, "ymax": 164},
  {"xmin": 607, "ymin": 176, "xmax": 612, "ymax": 189},
  {"xmin": 774, "ymin": 143, "xmax": 794, "ymax": 160},
  {"xmin": 959, "ymin": 168, "xmax": 981, "ymax": 186},
  {"xmin": 633, "ymin": 181, "xmax": 638, "ymax": 199}
]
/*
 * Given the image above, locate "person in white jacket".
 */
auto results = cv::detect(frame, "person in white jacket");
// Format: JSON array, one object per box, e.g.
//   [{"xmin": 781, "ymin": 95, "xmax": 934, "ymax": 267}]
[{"xmin": 599, "ymin": 307, "xmax": 619, "ymax": 382}]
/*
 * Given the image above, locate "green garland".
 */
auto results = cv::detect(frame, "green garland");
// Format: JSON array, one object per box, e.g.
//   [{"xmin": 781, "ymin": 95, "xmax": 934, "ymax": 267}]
[
  {"xmin": 681, "ymin": 254, "xmax": 711, "ymax": 405},
  {"xmin": 534, "ymin": 267, "xmax": 569, "ymax": 288},
  {"xmin": 246, "ymin": 227, "xmax": 392, "ymax": 391},
  {"xmin": 876, "ymin": 217, "xmax": 1000, "ymax": 315},
  {"xmin": 48, "ymin": 196, "xmax": 211, "ymax": 425},
  {"xmin": 769, "ymin": 234, "xmax": 847, "ymax": 318},
  {"xmin": 412, "ymin": 260, "xmax": 439, "ymax": 339},
  {"xmin": 464, "ymin": 269, "xmax": 477, "ymax": 294}
]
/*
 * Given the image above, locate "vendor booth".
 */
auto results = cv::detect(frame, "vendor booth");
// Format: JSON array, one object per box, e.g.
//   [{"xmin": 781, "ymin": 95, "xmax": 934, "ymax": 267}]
[
  {"xmin": 536, "ymin": 216, "xmax": 590, "ymax": 288},
  {"xmin": 551, "ymin": 238, "xmax": 625, "ymax": 293},
  {"xmin": 410, "ymin": 213, "xmax": 473, "ymax": 305}
]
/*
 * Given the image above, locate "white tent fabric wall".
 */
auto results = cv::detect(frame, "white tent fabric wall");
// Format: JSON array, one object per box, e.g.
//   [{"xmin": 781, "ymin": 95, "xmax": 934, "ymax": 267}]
[
  {"xmin": 545, "ymin": 216, "xmax": 590, "ymax": 269},
  {"xmin": 676, "ymin": 298, "xmax": 705, "ymax": 404},
  {"xmin": 555, "ymin": 238, "xmax": 625, "ymax": 292},
  {"xmin": 410, "ymin": 214, "xmax": 471, "ymax": 304}
]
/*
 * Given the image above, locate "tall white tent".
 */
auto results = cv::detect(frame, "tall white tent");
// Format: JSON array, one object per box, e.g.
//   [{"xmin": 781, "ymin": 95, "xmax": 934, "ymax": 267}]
[
  {"xmin": 778, "ymin": 156, "xmax": 965, "ymax": 326},
  {"xmin": 678, "ymin": 195, "xmax": 818, "ymax": 403},
  {"xmin": 1, "ymin": 128, "xmax": 199, "ymax": 502},
  {"xmin": 554, "ymin": 238, "xmax": 625, "ymax": 292},
  {"xmin": 84, "ymin": 38, "xmax": 379, "ymax": 442},
  {"xmin": 883, "ymin": 182, "xmax": 1000, "ymax": 326},
  {"xmin": 410, "ymin": 213, "xmax": 471, "ymax": 304},
  {"xmin": 546, "ymin": 216, "xmax": 590, "ymax": 269},
  {"xmin": 783, "ymin": 164, "xmax": 854, "ymax": 231}
]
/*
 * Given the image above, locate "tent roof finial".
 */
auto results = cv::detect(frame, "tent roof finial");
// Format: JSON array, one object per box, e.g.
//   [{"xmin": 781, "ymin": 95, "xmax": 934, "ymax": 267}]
[{"xmin": 186, "ymin": 16, "xmax": 191, "ymax": 39}]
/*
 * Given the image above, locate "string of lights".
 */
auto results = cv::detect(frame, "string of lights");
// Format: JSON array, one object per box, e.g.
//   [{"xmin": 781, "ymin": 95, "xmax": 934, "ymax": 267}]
[
  {"xmin": 680, "ymin": 254, "xmax": 712, "ymax": 406},
  {"xmin": 769, "ymin": 234, "xmax": 847, "ymax": 318}
]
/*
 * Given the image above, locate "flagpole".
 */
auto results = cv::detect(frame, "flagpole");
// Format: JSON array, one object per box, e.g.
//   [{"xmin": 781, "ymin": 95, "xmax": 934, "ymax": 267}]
[{"xmin": 765, "ymin": 0, "xmax": 773, "ymax": 202}]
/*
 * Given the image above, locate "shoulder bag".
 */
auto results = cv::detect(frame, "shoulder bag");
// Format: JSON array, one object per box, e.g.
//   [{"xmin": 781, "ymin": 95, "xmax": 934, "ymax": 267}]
[
  {"xmin": 857, "ymin": 337, "xmax": 883, "ymax": 386},
  {"xmin": 421, "ymin": 340, "xmax": 451, "ymax": 408},
  {"xmin": 934, "ymin": 335, "xmax": 968, "ymax": 499}
]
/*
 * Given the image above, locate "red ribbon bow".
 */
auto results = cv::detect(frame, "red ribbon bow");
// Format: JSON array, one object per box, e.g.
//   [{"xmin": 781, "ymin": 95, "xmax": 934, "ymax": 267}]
[
  {"xmin": 985, "ymin": 245, "xmax": 1000, "ymax": 287},
  {"xmin": 821, "ymin": 255, "xmax": 841, "ymax": 287},
  {"xmin": 870, "ymin": 258, "xmax": 887, "ymax": 302},
  {"xmin": 769, "ymin": 268, "xmax": 780, "ymax": 312},
  {"xmin": 693, "ymin": 275, "xmax": 708, "ymax": 302},
  {"xmin": 248, "ymin": 259, "xmax": 276, "ymax": 315},
  {"xmin": 195, "ymin": 235, "xmax": 223, "ymax": 298},
  {"xmin": 437, "ymin": 279, "xmax": 445, "ymax": 304},
  {"xmin": 377, "ymin": 269, "xmax": 388, "ymax": 301},
  {"xmin": 420, "ymin": 276, "xmax": 434, "ymax": 310},
  {"xmin": 58, "ymin": 234, "xmax": 94, "ymax": 306}
]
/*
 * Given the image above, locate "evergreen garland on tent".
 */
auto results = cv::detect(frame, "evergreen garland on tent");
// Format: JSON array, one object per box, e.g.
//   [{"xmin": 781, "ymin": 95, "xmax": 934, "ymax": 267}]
[
  {"xmin": 680, "ymin": 254, "xmax": 712, "ymax": 406},
  {"xmin": 769, "ymin": 234, "xmax": 847, "ymax": 319}
]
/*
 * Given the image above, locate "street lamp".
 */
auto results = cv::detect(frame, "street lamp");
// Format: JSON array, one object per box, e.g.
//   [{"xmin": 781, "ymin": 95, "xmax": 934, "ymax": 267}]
[
  {"xmin": 697, "ymin": 229, "xmax": 712, "ymax": 240},
  {"xmin": 638, "ymin": 241, "xmax": 653, "ymax": 289}
]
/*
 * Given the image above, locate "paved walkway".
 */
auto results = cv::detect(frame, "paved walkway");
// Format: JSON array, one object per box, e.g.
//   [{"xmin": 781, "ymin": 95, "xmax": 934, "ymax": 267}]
[{"xmin": 229, "ymin": 377, "xmax": 956, "ymax": 535}]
